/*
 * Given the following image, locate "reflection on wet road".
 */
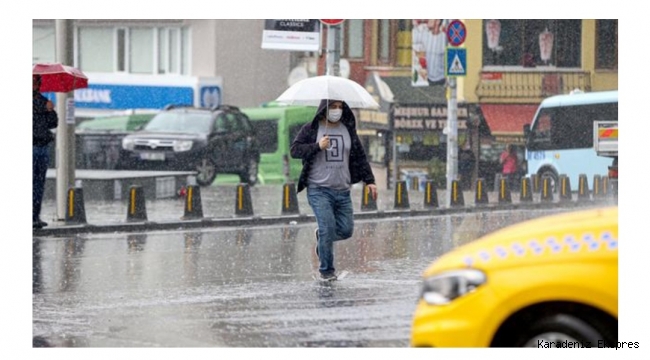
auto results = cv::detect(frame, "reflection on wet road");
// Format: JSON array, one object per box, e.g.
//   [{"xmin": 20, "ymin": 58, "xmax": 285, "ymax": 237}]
[{"xmin": 33, "ymin": 208, "xmax": 574, "ymax": 347}]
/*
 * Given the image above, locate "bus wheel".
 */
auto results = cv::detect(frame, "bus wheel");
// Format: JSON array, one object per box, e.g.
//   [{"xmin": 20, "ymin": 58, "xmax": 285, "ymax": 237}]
[{"xmin": 539, "ymin": 169, "xmax": 558, "ymax": 193}]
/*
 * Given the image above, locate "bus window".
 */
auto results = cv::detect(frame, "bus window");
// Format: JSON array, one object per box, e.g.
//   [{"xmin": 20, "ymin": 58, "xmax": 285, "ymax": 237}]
[{"xmin": 250, "ymin": 119, "xmax": 279, "ymax": 154}]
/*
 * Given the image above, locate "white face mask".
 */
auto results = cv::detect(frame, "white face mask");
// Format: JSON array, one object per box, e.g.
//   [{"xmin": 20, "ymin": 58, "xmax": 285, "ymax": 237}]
[{"xmin": 327, "ymin": 109, "xmax": 342, "ymax": 122}]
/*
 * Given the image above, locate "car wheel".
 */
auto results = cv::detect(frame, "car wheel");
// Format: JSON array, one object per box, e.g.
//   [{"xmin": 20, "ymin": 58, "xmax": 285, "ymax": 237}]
[
  {"xmin": 196, "ymin": 158, "xmax": 217, "ymax": 186},
  {"xmin": 515, "ymin": 314, "xmax": 610, "ymax": 347},
  {"xmin": 539, "ymin": 168, "xmax": 558, "ymax": 193},
  {"xmin": 239, "ymin": 157, "xmax": 258, "ymax": 186}
]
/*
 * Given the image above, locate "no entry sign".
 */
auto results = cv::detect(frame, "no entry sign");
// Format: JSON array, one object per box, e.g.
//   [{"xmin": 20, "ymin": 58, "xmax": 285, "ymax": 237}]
[
  {"xmin": 320, "ymin": 19, "xmax": 345, "ymax": 26},
  {"xmin": 446, "ymin": 20, "xmax": 467, "ymax": 47}
]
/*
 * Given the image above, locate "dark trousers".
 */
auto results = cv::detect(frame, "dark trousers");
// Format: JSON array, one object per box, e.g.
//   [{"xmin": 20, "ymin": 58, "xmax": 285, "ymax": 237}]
[{"xmin": 33, "ymin": 145, "xmax": 49, "ymax": 222}]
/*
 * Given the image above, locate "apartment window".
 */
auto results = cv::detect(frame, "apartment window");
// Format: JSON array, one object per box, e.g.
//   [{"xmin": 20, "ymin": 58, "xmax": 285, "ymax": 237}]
[
  {"xmin": 129, "ymin": 28, "xmax": 154, "ymax": 74},
  {"xmin": 73, "ymin": 25, "xmax": 189, "ymax": 75},
  {"xmin": 378, "ymin": 19, "xmax": 391, "ymax": 62},
  {"xmin": 78, "ymin": 27, "xmax": 114, "ymax": 72},
  {"xmin": 596, "ymin": 20, "xmax": 617, "ymax": 69},
  {"xmin": 340, "ymin": 19, "xmax": 364, "ymax": 58},
  {"xmin": 181, "ymin": 27, "xmax": 190, "ymax": 75},
  {"xmin": 482, "ymin": 20, "xmax": 581, "ymax": 68},
  {"xmin": 33, "ymin": 26, "xmax": 55, "ymax": 63},
  {"xmin": 116, "ymin": 28, "xmax": 126, "ymax": 72},
  {"xmin": 158, "ymin": 28, "xmax": 182, "ymax": 74}
]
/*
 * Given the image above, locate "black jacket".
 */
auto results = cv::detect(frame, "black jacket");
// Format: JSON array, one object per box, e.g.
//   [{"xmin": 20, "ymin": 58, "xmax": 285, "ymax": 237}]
[
  {"xmin": 290, "ymin": 99, "xmax": 375, "ymax": 193},
  {"xmin": 33, "ymin": 92, "xmax": 58, "ymax": 147}
]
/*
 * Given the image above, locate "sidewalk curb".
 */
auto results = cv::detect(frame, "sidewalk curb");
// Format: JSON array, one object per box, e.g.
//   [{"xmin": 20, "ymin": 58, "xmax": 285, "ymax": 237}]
[{"xmin": 33, "ymin": 199, "xmax": 613, "ymax": 237}]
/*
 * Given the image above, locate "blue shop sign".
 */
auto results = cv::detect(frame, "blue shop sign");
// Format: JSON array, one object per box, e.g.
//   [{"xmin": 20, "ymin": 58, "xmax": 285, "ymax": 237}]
[{"xmin": 73, "ymin": 84, "xmax": 195, "ymax": 110}]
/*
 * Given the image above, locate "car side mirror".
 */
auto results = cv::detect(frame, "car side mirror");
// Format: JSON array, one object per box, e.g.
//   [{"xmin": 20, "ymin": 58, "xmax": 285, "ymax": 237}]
[{"xmin": 523, "ymin": 124, "xmax": 530, "ymax": 138}]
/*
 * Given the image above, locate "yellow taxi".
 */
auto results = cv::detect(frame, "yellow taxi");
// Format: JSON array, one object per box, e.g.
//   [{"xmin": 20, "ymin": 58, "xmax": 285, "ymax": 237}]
[{"xmin": 410, "ymin": 206, "xmax": 618, "ymax": 347}]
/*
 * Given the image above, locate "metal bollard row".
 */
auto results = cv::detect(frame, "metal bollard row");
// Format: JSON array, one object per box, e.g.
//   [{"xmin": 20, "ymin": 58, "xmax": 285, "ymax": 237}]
[{"xmin": 59, "ymin": 173, "xmax": 615, "ymax": 228}]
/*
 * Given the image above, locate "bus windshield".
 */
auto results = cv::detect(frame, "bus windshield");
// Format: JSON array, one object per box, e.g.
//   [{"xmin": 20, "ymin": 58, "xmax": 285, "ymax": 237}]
[{"xmin": 527, "ymin": 103, "xmax": 618, "ymax": 151}]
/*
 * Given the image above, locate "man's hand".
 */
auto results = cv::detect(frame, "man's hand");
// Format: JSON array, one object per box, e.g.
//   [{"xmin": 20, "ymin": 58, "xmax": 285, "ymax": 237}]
[
  {"xmin": 318, "ymin": 135, "xmax": 330, "ymax": 150},
  {"xmin": 46, "ymin": 100, "xmax": 54, "ymax": 112},
  {"xmin": 366, "ymin": 183, "xmax": 378, "ymax": 200}
]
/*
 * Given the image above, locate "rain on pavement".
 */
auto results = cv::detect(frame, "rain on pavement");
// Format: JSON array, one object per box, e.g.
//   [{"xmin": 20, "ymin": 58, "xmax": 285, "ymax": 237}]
[{"xmin": 33, "ymin": 206, "xmax": 577, "ymax": 347}]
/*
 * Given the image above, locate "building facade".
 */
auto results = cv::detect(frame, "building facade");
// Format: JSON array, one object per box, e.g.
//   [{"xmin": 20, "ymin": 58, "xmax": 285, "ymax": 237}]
[
  {"xmin": 34, "ymin": 19, "xmax": 617, "ymax": 189},
  {"xmin": 320, "ymin": 19, "xmax": 618, "ymax": 189},
  {"xmin": 33, "ymin": 20, "xmax": 296, "ymax": 119}
]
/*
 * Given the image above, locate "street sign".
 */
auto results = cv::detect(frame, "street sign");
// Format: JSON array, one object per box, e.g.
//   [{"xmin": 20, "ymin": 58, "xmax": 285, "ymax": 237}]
[
  {"xmin": 445, "ymin": 47, "xmax": 467, "ymax": 77},
  {"xmin": 446, "ymin": 20, "xmax": 467, "ymax": 47},
  {"xmin": 320, "ymin": 19, "xmax": 345, "ymax": 26}
]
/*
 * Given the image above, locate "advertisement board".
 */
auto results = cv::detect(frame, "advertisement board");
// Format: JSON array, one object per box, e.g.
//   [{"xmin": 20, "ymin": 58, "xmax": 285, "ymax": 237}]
[{"xmin": 261, "ymin": 19, "xmax": 321, "ymax": 51}]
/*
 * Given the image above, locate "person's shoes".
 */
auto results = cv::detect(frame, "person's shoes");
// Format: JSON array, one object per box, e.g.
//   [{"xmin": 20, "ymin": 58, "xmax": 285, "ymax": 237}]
[
  {"xmin": 319, "ymin": 272, "xmax": 337, "ymax": 281},
  {"xmin": 33, "ymin": 220, "xmax": 47, "ymax": 229},
  {"xmin": 314, "ymin": 228, "xmax": 319, "ymax": 257}
]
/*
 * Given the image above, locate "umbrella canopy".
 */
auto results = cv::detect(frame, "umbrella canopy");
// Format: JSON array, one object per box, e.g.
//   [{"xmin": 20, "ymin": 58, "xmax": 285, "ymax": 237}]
[
  {"xmin": 275, "ymin": 75, "xmax": 379, "ymax": 109},
  {"xmin": 33, "ymin": 63, "xmax": 89, "ymax": 93}
]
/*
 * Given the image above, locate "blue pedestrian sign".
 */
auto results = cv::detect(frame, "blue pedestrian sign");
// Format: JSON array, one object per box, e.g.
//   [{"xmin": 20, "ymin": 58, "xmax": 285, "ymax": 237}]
[{"xmin": 445, "ymin": 47, "xmax": 467, "ymax": 77}]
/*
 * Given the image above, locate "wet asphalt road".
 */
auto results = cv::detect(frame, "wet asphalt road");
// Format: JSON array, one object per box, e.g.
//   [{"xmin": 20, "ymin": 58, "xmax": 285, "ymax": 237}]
[{"xmin": 32, "ymin": 207, "xmax": 582, "ymax": 347}]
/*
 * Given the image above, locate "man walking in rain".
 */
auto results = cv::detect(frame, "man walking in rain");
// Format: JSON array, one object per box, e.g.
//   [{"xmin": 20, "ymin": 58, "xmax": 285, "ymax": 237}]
[
  {"xmin": 33, "ymin": 75, "xmax": 58, "ymax": 229},
  {"xmin": 290, "ymin": 99, "xmax": 377, "ymax": 281}
]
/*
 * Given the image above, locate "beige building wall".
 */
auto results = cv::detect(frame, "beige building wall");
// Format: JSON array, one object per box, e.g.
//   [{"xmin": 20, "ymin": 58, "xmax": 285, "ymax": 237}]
[{"xmin": 197, "ymin": 19, "xmax": 293, "ymax": 107}]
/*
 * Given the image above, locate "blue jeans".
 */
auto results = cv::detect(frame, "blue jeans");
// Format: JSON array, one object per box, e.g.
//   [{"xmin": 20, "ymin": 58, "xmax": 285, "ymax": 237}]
[
  {"xmin": 33, "ymin": 145, "xmax": 50, "ymax": 222},
  {"xmin": 307, "ymin": 186, "xmax": 354, "ymax": 275}
]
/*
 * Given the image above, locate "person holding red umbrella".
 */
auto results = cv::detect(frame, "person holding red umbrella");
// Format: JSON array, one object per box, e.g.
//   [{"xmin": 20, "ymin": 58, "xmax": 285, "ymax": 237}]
[{"xmin": 33, "ymin": 74, "xmax": 58, "ymax": 229}]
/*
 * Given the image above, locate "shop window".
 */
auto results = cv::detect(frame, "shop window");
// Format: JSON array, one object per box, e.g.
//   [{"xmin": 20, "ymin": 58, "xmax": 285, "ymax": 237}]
[
  {"xmin": 596, "ymin": 20, "xmax": 617, "ymax": 70},
  {"xmin": 482, "ymin": 20, "xmax": 581, "ymax": 68}
]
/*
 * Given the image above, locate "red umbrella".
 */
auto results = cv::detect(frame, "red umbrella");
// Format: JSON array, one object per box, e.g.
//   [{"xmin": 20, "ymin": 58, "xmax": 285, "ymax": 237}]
[{"xmin": 32, "ymin": 63, "xmax": 89, "ymax": 93}]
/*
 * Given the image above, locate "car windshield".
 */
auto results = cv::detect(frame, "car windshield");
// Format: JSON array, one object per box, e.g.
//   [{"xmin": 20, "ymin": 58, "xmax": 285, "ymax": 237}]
[{"xmin": 144, "ymin": 112, "xmax": 213, "ymax": 134}]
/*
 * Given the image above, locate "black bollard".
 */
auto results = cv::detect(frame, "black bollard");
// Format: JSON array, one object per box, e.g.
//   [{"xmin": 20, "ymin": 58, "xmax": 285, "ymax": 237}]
[
  {"xmin": 361, "ymin": 183, "xmax": 378, "ymax": 211},
  {"xmin": 559, "ymin": 175, "xmax": 573, "ymax": 202},
  {"xmin": 498, "ymin": 177, "xmax": 512, "ymax": 204},
  {"xmin": 126, "ymin": 185, "xmax": 148, "ymax": 222},
  {"xmin": 394, "ymin": 180, "xmax": 410, "ymax": 210},
  {"xmin": 423, "ymin": 180, "xmax": 439, "ymax": 209},
  {"xmin": 235, "ymin": 183, "xmax": 254, "ymax": 216},
  {"xmin": 281, "ymin": 182, "xmax": 300, "ymax": 215},
  {"xmin": 65, "ymin": 187, "xmax": 87, "ymax": 225},
  {"xmin": 450, "ymin": 179, "xmax": 465, "ymax": 207},
  {"xmin": 577, "ymin": 174, "xmax": 590, "ymax": 201},
  {"xmin": 541, "ymin": 177, "xmax": 554, "ymax": 202},
  {"xmin": 593, "ymin": 175, "xmax": 603, "ymax": 198},
  {"xmin": 474, "ymin": 178, "xmax": 489, "ymax": 205},
  {"xmin": 182, "ymin": 185, "xmax": 204, "ymax": 220},
  {"xmin": 519, "ymin": 177, "xmax": 533, "ymax": 202},
  {"xmin": 530, "ymin": 173, "xmax": 541, "ymax": 193}
]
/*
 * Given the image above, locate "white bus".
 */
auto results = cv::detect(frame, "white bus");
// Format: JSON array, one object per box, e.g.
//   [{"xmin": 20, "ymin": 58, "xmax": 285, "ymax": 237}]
[{"xmin": 524, "ymin": 90, "xmax": 618, "ymax": 191}]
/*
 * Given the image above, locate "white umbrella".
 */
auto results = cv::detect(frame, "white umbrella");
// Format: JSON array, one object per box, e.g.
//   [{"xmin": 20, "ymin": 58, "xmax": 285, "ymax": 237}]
[{"xmin": 275, "ymin": 75, "xmax": 379, "ymax": 109}]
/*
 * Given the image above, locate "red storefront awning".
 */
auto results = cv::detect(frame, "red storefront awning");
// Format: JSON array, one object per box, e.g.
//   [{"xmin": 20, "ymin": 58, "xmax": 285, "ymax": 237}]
[{"xmin": 480, "ymin": 104, "xmax": 538, "ymax": 134}]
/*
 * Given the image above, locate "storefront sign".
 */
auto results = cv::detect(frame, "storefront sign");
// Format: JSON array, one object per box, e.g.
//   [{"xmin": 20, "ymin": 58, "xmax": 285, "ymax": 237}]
[
  {"xmin": 393, "ymin": 105, "xmax": 468, "ymax": 130},
  {"xmin": 359, "ymin": 109, "xmax": 389, "ymax": 126}
]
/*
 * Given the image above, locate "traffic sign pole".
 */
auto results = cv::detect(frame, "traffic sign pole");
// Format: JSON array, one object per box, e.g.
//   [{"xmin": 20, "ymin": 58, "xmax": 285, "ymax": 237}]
[
  {"xmin": 444, "ymin": 20, "xmax": 465, "ymax": 207},
  {"xmin": 320, "ymin": 20, "xmax": 344, "ymax": 76},
  {"xmin": 446, "ymin": 77, "xmax": 458, "ymax": 207}
]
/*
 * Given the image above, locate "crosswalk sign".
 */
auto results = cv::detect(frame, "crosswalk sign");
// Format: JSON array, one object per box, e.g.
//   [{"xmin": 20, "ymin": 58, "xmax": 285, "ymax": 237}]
[{"xmin": 445, "ymin": 47, "xmax": 467, "ymax": 77}]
